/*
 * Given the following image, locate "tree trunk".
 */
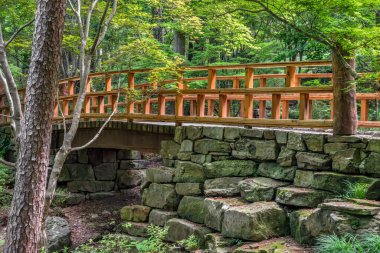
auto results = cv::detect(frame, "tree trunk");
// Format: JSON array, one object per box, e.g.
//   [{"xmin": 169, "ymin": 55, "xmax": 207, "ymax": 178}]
[
  {"xmin": 173, "ymin": 31, "xmax": 186, "ymax": 55},
  {"xmin": 4, "ymin": 0, "xmax": 67, "ymax": 252},
  {"xmin": 332, "ymin": 48, "xmax": 358, "ymax": 135}
]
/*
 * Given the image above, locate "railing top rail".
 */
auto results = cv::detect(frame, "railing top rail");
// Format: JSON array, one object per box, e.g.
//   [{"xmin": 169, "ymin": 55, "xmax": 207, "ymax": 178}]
[{"xmin": 58, "ymin": 60, "xmax": 333, "ymax": 84}]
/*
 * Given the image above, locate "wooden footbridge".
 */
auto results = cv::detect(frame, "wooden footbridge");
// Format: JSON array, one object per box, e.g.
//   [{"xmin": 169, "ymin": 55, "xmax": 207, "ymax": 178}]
[{"xmin": 1, "ymin": 60, "xmax": 379, "ymax": 128}]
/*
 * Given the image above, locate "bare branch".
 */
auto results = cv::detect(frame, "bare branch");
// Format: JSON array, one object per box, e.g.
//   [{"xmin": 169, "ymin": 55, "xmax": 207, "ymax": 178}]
[
  {"xmin": 56, "ymin": 91, "xmax": 67, "ymax": 136},
  {"xmin": 71, "ymin": 76, "xmax": 121, "ymax": 152},
  {"xmin": 5, "ymin": 19, "xmax": 35, "ymax": 48},
  {"xmin": 90, "ymin": 0, "xmax": 118, "ymax": 55},
  {"xmin": 68, "ymin": 0, "xmax": 85, "ymax": 40},
  {"xmin": 85, "ymin": 0, "xmax": 100, "ymax": 40},
  {"xmin": 0, "ymin": 158, "xmax": 15, "ymax": 168}
]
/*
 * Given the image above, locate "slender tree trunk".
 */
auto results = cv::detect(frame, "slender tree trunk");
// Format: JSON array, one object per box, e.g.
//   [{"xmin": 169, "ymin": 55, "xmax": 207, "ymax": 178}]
[
  {"xmin": 4, "ymin": 0, "xmax": 67, "ymax": 252},
  {"xmin": 173, "ymin": 31, "xmax": 186, "ymax": 55},
  {"xmin": 332, "ymin": 48, "xmax": 358, "ymax": 135}
]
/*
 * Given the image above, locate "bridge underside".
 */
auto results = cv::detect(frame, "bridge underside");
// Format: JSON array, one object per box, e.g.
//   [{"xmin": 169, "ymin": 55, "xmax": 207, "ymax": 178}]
[{"xmin": 51, "ymin": 121, "xmax": 175, "ymax": 153}]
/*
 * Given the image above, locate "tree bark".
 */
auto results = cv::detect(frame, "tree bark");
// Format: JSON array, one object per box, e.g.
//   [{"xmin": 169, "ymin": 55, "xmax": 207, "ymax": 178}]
[
  {"xmin": 332, "ymin": 48, "xmax": 358, "ymax": 135},
  {"xmin": 4, "ymin": 0, "xmax": 67, "ymax": 252}
]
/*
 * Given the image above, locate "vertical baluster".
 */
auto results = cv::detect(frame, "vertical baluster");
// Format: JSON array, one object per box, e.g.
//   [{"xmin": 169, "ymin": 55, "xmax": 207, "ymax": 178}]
[
  {"xmin": 361, "ymin": 99, "xmax": 368, "ymax": 121},
  {"xmin": 330, "ymin": 100, "xmax": 334, "ymax": 120},
  {"xmin": 244, "ymin": 67, "xmax": 254, "ymax": 118},
  {"xmin": 259, "ymin": 78, "xmax": 267, "ymax": 118},
  {"xmin": 272, "ymin": 94, "xmax": 281, "ymax": 119},
  {"xmin": 197, "ymin": 95, "xmax": 205, "ymax": 117},
  {"xmin": 299, "ymin": 93, "xmax": 310, "ymax": 120},
  {"xmin": 98, "ymin": 96, "xmax": 105, "ymax": 113},
  {"xmin": 207, "ymin": 69, "xmax": 216, "ymax": 116},
  {"xmin": 308, "ymin": 100, "xmax": 313, "ymax": 119},
  {"xmin": 84, "ymin": 77, "xmax": 91, "ymax": 114},
  {"xmin": 190, "ymin": 100, "xmax": 196, "ymax": 116},
  {"xmin": 176, "ymin": 71, "xmax": 184, "ymax": 121},
  {"xmin": 219, "ymin": 94, "xmax": 228, "ymax": 118},
  {"xmin": 158, "ymin": 95, "xmax": 166, "ymax": 116}
]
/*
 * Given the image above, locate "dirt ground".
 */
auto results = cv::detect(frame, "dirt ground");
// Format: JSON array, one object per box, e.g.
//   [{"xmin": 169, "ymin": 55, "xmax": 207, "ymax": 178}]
[{"xmin": 0, "ymin": 187, "xmax": 141, "ymax": 249}]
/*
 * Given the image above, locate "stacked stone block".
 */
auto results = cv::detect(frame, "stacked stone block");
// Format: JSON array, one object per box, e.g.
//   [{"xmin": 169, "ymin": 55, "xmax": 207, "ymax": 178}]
[
  {"xmin": 123, "ymin": 126, "xmax": 380, "ymax": 251},
  {"xmin": 57, "ymin": 148, "xmax": 146, "ymax": 199}
]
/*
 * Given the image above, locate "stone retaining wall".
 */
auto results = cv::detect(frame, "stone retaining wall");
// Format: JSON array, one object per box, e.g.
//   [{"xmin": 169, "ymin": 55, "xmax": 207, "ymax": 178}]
[{"xmin": 120, "ymin": 126, "xmax": 380, "ymax": 252}]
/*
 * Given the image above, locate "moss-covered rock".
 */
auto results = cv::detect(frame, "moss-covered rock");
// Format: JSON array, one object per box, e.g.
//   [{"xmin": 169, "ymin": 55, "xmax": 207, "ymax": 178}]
[
  {"xmin": 148, "ymin": 209, "xmax": 177, "ymax": 227},
  {"xmin": 204, "ymin": 160, "xmax": 257, "ymax": 178},
  {"xmin": 296, "ymin": 152, "xmax": 331, "ymax": 170},
  {"xmin": 146, "ymin": 167, "xmax": 175, "ymax": 183},
  {"xmin": 204, "ymin": 177, "xmax": 243, "ymax": 197},
  {"xmin": 142, "ymin": 183, "xmax": 180, "ymax": 210},
  {"xmin": 166, "ymin": 218, "xmax": 212, "ymax": 246},
  {"xmin": 275, "ymin": 186, "xmax": 332, "ymax": 208},
  {"xmin": 239, "ymin": 177, "xmax": 289, "ymax": 202},
  {"xmin": 174, "ymin": 161, "xmax": 205, "ymax": 183},
  {"xmin": 257, "ymin": 162, "xmax": 296, "ymax": 181},
  {"xmin": 194, "ymin": 139, "xmax": 231, "ymax": 154},
  {"xmin": 175, "ymin": 183, "xmax": 203, "ymax": 196},
  {"xmin": 120, "ymin": 205, "xmax": 151, "ymax": 222},
  {"xmin": 222, "ymin": 202, "xmax": 289, "ymax": 241},
  {"xmin": 233, "ymin": 139, "xmax": 279, "ymax": 161},
  {"xmin": 177, "ymin": 196, "xmax": 205, "ymax": 224}
]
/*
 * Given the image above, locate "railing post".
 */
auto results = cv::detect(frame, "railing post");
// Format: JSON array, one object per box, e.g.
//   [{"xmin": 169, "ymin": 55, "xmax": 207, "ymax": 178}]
[
  {"xmin": 259, "ymin": 78, "xmax": 267, "ymax": 118},
  {"xmin": 244, "ymin": 67, "xmax": 254, "ymax": 118},
  {"xmin": 68, "ymin": 80, "xmax": 75, "ymax": 95},
  {"xmin": 176, "ymin": 71, "xmax": 184, "ymax": 123},
  {"xmin": 190, "ymin": 100, "xmax": 196, "ymax": 116},
  {"xmin": 282, "ymin": 66, "xmax": 297, "ymax": 119},
  {"xmin": 105, "ymin": 75, "xmax": 112, "ymax": 91},
  {"xmin": 207, "ymin": 69, "xmax": 216, "ymax": 116},
  {"xmin": 299, "ymin": 93, "xmax": 310, "ymax": 120},
  {"xmin": 361, "ymin": 99, "xmax": 368, "ymax": 121},
  {"xmin": 127, "ymin": 72, "xmax": 135, "ymax": 115},
  {"xmin": 63, "ymin": 100, "xmax": 69, "ymax": 116},
  {"xmin": 308, "ymin": 100, "xmax": 313, "ymax": 119},
  {"xmin": 330, "ymin": 100, "xmax": 334, "ymax": 120},
  {"xmin": 143, "ymin": 86, "xmax": 151, "ymax": 114},
  {"xmin": 158, "ymin": 95, "xmax": 166, "ymax": 116},
  {"xmin": 272, "ymin": 94, "xmax": 281, "ymax": 119}
]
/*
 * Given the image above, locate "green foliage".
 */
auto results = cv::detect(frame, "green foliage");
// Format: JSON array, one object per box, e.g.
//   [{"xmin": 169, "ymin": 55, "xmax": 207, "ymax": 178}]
[
  {"xmin": 133, "ymin": 225, "xmax": 169, "ymax": 253},
  {"xmin": 178, "ymin": 234, "xmax": 201, "ymax": 251},
  {"xmin": 315, "ymin": 233, "xmax": 380, "ymax": 253},
  {"xmin": 340, "ymin": 181, "xmax": 369, "ymax": 199},
  {"xmin": 51, "ymin": 187, "xmax": 71, "ymax": 208},
  {"xmin": 315, "ymin": 234, "xmax": 362, "ymax": 253},
  {"xmin": 0, "ymin": 165, "xmax": 13, "ymax": 208}
]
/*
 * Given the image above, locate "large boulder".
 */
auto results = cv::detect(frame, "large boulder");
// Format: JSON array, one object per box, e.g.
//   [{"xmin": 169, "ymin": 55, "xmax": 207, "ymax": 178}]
[
  {"xmin": 275, "ymin": 186, "xmax": 332, "ymax": 208},
  {"xmin": 204, "ymin": 197, "xmax": 246, "ymax": 231},
  {"xmin": 194, "ymin": 139, "xmax": 231, "ymax": 154},
  {"xmin": 203, "ymin": 126, "xmax": 224, "ymax": 140},
  {"xmin": 303, "ymin": 134, "xmax": 325, "ymax": 152},
  {"xmin": 142, "ymin": 183, "xmax": 180, "ymax": 210},
  {"xmin": 174, "ymin": 161, "xmax": 205, "ymax": 183},
  {"xmin": 204, "ymin": 160, "xmax": 257, "ymax": 178},
  {"xmin": 45, "ymin": 216, "xmax": 71, "ymax": 253},
  {"xmin": 293, "ymin": 170, "xmax": 315, "ymax": 188},
  {"xmin": 221, "ymin": 202, "xmax": 289, "ymax": 241},
  {"xmin": 177, "ymin": 196, "xmax": 205, "ymax": 224},
  {"xmin": 160, "ymin": 140, "xmax": 180, "ymax": 159},
  {"xmin": 324, "ymin": 143, "xmax": 349, "ymax": 155},
  {"xmin": 204, "ymin": 233, "xmax": 236, "ymax": 253},
  {"xmin": 239, "ymin": 177, "xmax": 289, "ymax": 202},
  {"xmin": 257, "ymin": 162, "xmax": 296, "ymax": 181},
  {"xmin": 287, "ymin": 132, "xmax": 306, "ymax": 151},
  {"xmin": 204, "ymin": 177, "xmax": 243, "ymax": 197},
  {"xmin": 289, "ymin": 209, "xmax": 321, "ymax": 245}
]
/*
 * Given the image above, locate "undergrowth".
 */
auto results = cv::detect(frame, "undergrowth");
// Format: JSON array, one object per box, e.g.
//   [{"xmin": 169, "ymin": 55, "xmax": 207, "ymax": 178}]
[
  {"xmin": 315, "ymin": 233, "xmax": 380, "ymax": 253},
  {"xmin": 0, "ymin": 165, "xmax": 13, "ymax": 208},
  {"xmin": 65, "ymin": 224, "xmax": 201, "ymax": 253},
  {"xmin": 340, "ymin": 181, "xmax": 369, "ymax": 199}
]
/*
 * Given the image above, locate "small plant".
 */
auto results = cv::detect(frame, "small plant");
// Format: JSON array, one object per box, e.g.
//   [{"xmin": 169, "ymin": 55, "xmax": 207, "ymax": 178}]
[
  {"xmin": 133, "ymin": 225, "xmax": 169, "ymax": 253},
  {"xmin": 51, "ymin": 187, "xmax": 70, "ymax": 207},
  {"xmin": 178, "ymin": 234, "xmax": 201, "ymax": 251},
  {"xmin": 340, "ymin": 181, "xmax": 369, "ymax": 199},
  {"xmin": 314, "ymin": 234, "xmax": 363, "ymax": 253},
  {"xmin": 361, "ymin": 233, "xmax": 380, "ymax": 253},
  {"xmin": 0, "ymin": 165, "xmax": 13, "ymax": 207}
]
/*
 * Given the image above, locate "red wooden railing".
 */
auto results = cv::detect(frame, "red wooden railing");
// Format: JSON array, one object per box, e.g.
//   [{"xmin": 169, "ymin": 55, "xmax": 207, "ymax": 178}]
[{"xmin": 1, "ymin": 60, "xmax": 379, "ymax": 128}]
